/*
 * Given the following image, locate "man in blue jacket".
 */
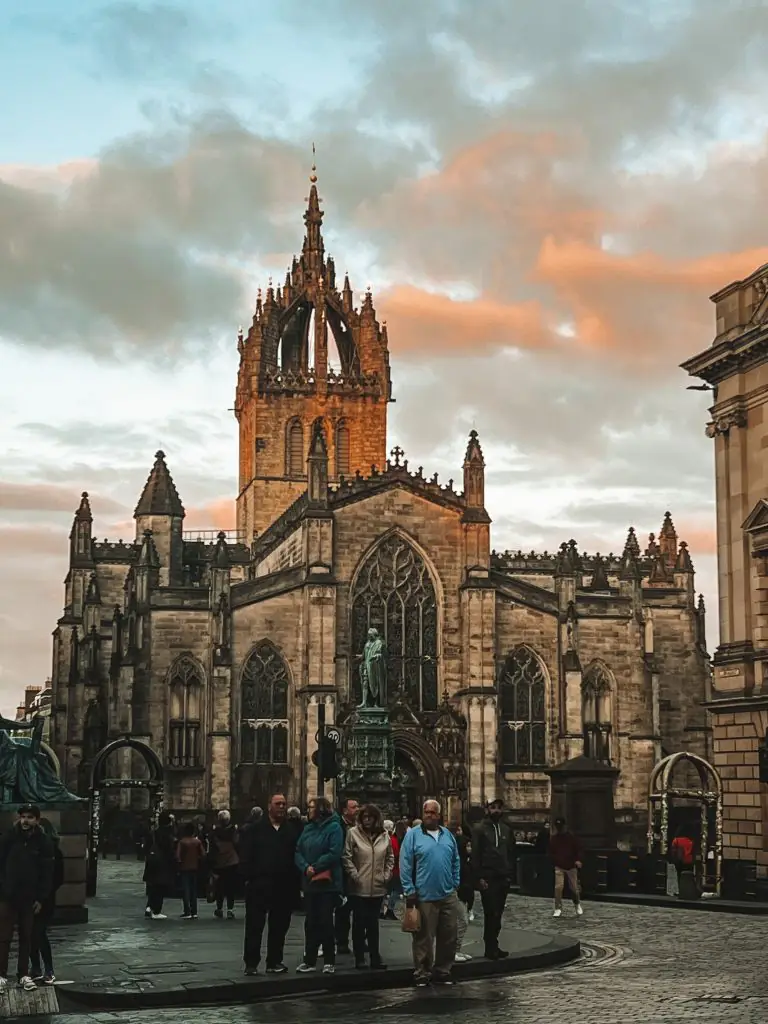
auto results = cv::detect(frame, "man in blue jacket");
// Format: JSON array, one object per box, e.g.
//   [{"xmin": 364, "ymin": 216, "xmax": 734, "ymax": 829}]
[{"xmin": 399, "ymin": 799, "xmax": 460, "ymax": 987}]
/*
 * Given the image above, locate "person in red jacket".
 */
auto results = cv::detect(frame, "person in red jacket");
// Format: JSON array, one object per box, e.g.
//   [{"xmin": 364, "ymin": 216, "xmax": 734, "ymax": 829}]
[{"xmin": 548, "ymin": 817, "xmax": 583, "ymax": 919}]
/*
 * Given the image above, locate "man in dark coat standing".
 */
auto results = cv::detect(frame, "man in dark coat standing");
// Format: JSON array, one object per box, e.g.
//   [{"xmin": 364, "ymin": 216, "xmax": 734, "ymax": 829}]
[
  {"xmin": 471, "ymin": 798, "xmax": 517, "ymax": 960},
  {"xmin": 241, "ymin": 793, "xmax": 301, "ymax": 975}
]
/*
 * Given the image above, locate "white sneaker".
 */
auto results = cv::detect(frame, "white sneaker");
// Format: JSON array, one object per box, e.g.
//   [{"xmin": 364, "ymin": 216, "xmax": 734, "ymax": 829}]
[
  {"xmin": 18, "ymin": 976, "xmax": 37, "ymax": 991},
  {"xmin": 468, "ymin": 910, "xmax": 475, "ymax": 921},
  {"xmin": 323, "ymin": 964, "xmax": 335, "ymax": 975},
  {"xmin": 454, "ymin": 952, "xmax": 472, "ymax": 962},
  {"xmin": 553, "ymin": 908, "xmax": 562, "ymax": 918},
  {"xmin": 296, "ymin": 963, "xmax": 316, "ymax": 973},
  {"xmin": 576, "ymin": 903, "xmax": 584, "ymax": 916},
  {"xmin": 150, "ymin": 913, "xmax": 167, "ymax": 920}
]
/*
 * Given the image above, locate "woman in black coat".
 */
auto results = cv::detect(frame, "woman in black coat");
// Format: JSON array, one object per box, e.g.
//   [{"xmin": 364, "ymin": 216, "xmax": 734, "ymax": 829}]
[{"xmin": 143, "ymin": 812, "xmax": 177, "ymax": 919}]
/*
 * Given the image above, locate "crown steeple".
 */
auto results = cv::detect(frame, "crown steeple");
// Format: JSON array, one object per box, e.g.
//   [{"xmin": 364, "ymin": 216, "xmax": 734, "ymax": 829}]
[{"xmin": 134, "ymin": 451, "xmax": 185, "ymax": 519}]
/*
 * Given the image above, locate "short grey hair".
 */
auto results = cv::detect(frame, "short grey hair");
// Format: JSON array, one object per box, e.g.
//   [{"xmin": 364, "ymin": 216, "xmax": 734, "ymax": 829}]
[{"xmin": 423, "ymin": 799, "xmax": 441, "ymax": 814}]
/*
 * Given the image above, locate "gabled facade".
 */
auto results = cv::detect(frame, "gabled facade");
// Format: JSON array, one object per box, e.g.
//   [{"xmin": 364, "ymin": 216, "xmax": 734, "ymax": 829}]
[{"xmin": 49, "ymin": 172, "xmax": 711, "ymax": 834}]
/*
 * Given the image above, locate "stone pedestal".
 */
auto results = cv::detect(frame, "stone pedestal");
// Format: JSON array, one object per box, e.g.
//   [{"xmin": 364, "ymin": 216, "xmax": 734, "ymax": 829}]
[
  {"xmin": 341, "ymin": 706, "xmax": 395, "ymax": 809},
  {"xmin": 545, "ymin": 755, "xmax": 619, "ymax": 850},
  {"xmin": 0, "ymin": 802, "xmax": 89, "ymax": 924}
]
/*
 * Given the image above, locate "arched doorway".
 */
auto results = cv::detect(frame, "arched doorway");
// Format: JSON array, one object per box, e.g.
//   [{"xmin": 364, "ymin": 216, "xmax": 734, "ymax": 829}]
[
  {"xmin": 391, "ymin": 729, "xmax": 449, "ymax": 819},
  {"xmin": 392, "ymin": 751, "xmax": 423, "ymax": 819},
  {"xmin": 88, "ymin": 738, "xmax": 164, "ymax": 896},
  {"xmin": 647, "ymin": 751, "xmax": 723, "ymax": 895}
]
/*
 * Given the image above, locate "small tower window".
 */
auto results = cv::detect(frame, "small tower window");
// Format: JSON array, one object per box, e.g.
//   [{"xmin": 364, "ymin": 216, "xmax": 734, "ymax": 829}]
[
  {"xmin": 336, "ymin": 420, "xmax": 350, "ymax": 478},
  {"xmin": 286, "ymin": 419, "xmax": 304, "ymax": 478}
]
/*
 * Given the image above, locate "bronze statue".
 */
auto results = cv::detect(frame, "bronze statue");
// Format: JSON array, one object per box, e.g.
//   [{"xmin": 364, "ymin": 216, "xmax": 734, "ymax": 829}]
[
  {"xmin": 359, "ymin": 628, "xmax": 387, "ymax": 708},
  {"xmin": 0, "ymin": 714, "xmax": 82, "ymax": 805}
]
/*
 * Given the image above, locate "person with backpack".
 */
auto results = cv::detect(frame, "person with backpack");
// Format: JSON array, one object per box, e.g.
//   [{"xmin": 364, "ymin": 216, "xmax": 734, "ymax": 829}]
[{"xmin": 29, "ymin": 818, "xmax": 64, "ymax": 984}]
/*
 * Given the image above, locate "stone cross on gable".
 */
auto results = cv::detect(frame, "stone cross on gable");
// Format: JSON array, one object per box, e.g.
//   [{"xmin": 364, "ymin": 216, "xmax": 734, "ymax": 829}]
[{"xmin": 390, "ymin": 445, "xmax": 405, "ymax": 466}]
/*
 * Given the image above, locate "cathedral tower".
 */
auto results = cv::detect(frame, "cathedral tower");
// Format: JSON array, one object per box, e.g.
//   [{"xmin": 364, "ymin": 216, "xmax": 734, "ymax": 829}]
[{"xmin": 234, "ymin": 160, "xmax": 392, "ymax": 539}]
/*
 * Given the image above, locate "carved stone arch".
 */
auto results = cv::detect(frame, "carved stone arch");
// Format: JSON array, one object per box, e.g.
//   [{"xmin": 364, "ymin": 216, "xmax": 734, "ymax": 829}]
[
  {"xmin": 285, "ymin": 417, "xmax": 305, "ymax": 477},
  {"xmin": 165, "ymin": 651, "xmax": 206, "ymax": 686},
  {"xmin": 349, "ymin": 529, "xmax": 442, "ymax": 712},
  {"xmin": 582, "ymin": 659, "xmax": 614, "ymax": 695},
  {"xmin": 392, "ymin": 728, "xmax": 446, "ymax": 799},
  {"xmin": 498, "ymin": 644, "xmax": 549, "ymax": 768}
]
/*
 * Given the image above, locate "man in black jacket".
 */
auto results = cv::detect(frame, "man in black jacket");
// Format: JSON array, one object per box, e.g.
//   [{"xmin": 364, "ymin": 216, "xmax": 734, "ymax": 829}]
[
  {"xmin": 240, "ymin": 793, "xmax": 301, "ymax": 975},
  {"xmin": 0, "ymin": 804, "xmax": 54, "ymax": 992},
  {"xmin": 471, "ymin": 798, "xmax": 516, "ymax": 960}
]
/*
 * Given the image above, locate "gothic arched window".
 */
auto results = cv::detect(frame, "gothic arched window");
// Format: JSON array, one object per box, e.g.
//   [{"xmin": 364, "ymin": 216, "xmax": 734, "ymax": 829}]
[
  {"xmin": 83, "ymin": 701, "xmax": 105, "ymax": 762},
  {"xmin": 350, "ymin": 535, "xmax": 438, "ymax": 711},
  {"xmin": 499, "ymin": 646, "xmax": 547, "ymax": 768},
  {"xmin": 582, "ymin": 661, "xmax": 613, "ymax": 762},
  {"xmin": 286, "ymin": 418, "xmax": 304, "ymax": 478},
  {"xmin": 336, "ymin": 420, "xmax": 350, "ymax": 477},
  {"xmin": 240, "ymin": 641, "xmax": 289, "ymax": 764},
  {"xmin": 168, "ymin": 657, "xmax": 203, "ymax": 768}
]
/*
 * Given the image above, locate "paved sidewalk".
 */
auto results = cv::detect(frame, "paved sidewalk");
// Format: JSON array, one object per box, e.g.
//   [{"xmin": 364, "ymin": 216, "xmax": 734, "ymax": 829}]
[{"xmin": 49, "ymin": 862, "xmax": 578, "ymax": 1010}]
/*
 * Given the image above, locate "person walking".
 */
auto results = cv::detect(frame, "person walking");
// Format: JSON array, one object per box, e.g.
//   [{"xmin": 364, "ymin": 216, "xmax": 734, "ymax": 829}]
[
  {"xmin": 143, "ymin": 811, "xmax": 177, "ymax": 920},
  {"xmin": 241, "ymin": 793, "xmax": 301, "ymax": 976},
  {"xmin": 399, "ymin": 799, "xmax": 460, "ymax": 988},
  {"xmin": 29, "ymin": 817, "xmax": 64, "ymax": 984},
  {"xmin": 0, "ymin": 804, "xmax": 54, "ymax": 993},
  {"xmin": 295, "ymin": 797, "xmax": 344, "ymax": 975},
  {"xmin": 471, "ymin": 798, "xmax": 516, "ymax": 960},
  {"xmin": 210, "ymin": 810, "xmax": 240, "ymax": 919},
  {"xmin": 177, "ymin": 821, "xmax": 206, "ymax": 920},
  {"xmin": 334, "ymin": 797, "xmax": 358, "ymax": 954},
  {"xmin": 342, "ymin": 804, "xmax": 394, "ymax": 970},
  {"xmin": 549, "ymin": 817, "xmax": 584, "ymax": 918},
  {"xmin": 382, "ymin": 819, "xmax": 401, "ymax": 920},
  {"xmin": 448, "ymin": 822, "xmax": 473, "ymax": 962}
]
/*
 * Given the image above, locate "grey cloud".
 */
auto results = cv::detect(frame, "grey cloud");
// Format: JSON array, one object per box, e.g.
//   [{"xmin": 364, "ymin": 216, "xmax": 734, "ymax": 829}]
[{"xmin": 0, "ymin": 481, "xmax": 126, "ymax": 515}]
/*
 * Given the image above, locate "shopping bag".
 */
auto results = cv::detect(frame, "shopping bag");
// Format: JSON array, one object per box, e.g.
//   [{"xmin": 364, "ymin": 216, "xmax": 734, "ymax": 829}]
[{"xmin": 401, "ymin": 904, "xmax": 421, "ymax": 933}]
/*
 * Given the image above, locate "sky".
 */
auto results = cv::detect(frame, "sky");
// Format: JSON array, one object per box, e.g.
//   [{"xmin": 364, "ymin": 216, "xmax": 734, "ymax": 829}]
[{"xmin": 2, "ymin": 0, "xmax": 768, "ymax": 712}]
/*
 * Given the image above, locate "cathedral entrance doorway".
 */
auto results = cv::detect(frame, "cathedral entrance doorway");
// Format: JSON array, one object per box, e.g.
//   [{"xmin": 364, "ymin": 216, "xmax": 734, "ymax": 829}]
[
  {"xmin": 391, "ymin": 751, "xmax": 423, "ymax": 819},
  {"xmin": 87, "ymin": 738, "xmax": 164, "ymax": 896}
]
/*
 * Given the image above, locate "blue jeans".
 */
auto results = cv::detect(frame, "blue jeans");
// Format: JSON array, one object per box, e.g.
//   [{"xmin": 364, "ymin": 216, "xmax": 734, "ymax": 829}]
[
  {"xmin": 386, "ymin": 876, "xmax": 402, "ymax": 913},
  {"xmin": 181, "ymin": 871, "xmax": 198, "ymax": 917}
]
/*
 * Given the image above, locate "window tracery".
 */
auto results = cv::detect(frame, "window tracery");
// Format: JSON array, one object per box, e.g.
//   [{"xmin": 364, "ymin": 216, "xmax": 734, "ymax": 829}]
[
  {"xmin": 286, "ymin": 419, "xmax": 304, "ymax": 477},
  {"xmin": 240, "ymin": 641, "xmax": 289, "ymax": 764},
  {"xmin": 582, "ymin": 661, "xmax": 613, "ymax": 762},
  {"xmin": 168, "ymin": 657, "xmax": 203, "ymax": 768},
  {"xmin": 499, "ymin": 646, "xmax": 547, "ymax": 767}
]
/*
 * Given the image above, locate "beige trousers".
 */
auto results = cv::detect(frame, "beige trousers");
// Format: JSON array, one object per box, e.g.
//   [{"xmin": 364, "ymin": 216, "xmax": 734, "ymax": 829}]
[
  {"xmin": 411, "ymin": 893, "xmax": 459, "ymax": 980},
  {"xmin": 554, "ymin": 867, "xmax": 580, "ymax": 909}
]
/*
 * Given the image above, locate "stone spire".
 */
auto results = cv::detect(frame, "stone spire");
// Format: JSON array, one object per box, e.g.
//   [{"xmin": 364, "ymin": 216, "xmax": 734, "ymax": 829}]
[
  {"xmin": 624, "ymin": 527, "xmax": 641, "ymax": 559},
  {"xmin": 134, "ymin": 451, "xmax": 185, "ymax": 518},
  {"xmin": 555, "ymin": 540, "xmax": 582, "ymax": 576},
  {"xmin": 463, "ymin": 430, "xmax": 485, "ymax": 509},
  {"xmin": 69, "ymin": 491, "xmax": 93, "ymax": 566},
  {"xmin": 307, "ymin": 419, "xmax": 329, "ymax": 505},
  {"xmin": 675, "ymin": 540, "xmax": 694, "ymax": 572},
  {"xmin": 619, "ymin": 531, "xmax": 641, "ymax": 581},
  {"xmin": 590, "ymin": 554, "xmax": 611, "ymax": 591},
  {"xmin": 302, "ymin": 145, "xmax": 325, "ymax": 271},
  {"xmin": 659, "ymin": 511, "xmax": 678, "ymax": 567}
]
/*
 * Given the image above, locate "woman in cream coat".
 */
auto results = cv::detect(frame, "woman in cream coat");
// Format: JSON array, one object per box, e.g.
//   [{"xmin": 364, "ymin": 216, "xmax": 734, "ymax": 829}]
[{"xmin": 342, "ymin": 803, "xmax": 394, "ymax": 969}]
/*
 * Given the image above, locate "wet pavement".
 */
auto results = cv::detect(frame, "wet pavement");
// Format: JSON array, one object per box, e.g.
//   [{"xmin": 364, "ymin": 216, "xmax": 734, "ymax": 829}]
[{"xmin": 9, "ymin": 861, "xmax": 768, "ymax": 1023}]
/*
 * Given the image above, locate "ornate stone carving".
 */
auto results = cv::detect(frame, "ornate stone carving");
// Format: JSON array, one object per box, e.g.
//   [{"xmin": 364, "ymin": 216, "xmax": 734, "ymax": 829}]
[{"xmin": 705, "ymin": 409, "xmax": 747, "ymax": 438}]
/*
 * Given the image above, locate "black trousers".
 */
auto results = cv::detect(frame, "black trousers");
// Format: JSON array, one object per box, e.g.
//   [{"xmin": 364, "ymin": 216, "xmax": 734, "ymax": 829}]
[
  {"xmin": 146, "ymin": 884, "xmax": 165, "ymax": 915},
  {"xmin": 305, "ymin": 890, "xmax": 336, "ymax": 966},
  {"xmin": 480, "ymin": 878, "xmax": 509, "ymax": 954},
  {"xmin": 334, "ymin": 894, "xmax": 352, "ymax": 948},
  {"xmin": 243, "ymin": 885, "xmax": 293, "ymax": 969},
  {"xmin": 350, "ymin": 895, "xmax": 383, "ymax": 964},
  {"xmin": 30, "ymin": 900, "xmax": 55, "ymax": 975},
  {"xmin": 215, "ymin": 865, "xmax": 239, "ymax": 910}
]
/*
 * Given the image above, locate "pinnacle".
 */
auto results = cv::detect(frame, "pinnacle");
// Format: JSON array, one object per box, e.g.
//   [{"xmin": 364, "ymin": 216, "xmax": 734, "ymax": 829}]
[
  {"xmin": 660, "ymin": 511, "xmax": 677, "ymax": 537},
  {"xmin": 590, "ymin": 555, "xmax": 611, "ymax": 591},
  {"xmin": 308, "ymin": 419, "xmax": 328, "ymax": 458},
  {"xmin": 675, "ymin": 540, "xmax": 694, "ymax": 572},
  {"xmin": 134, "ymin": 451, "xmax": 185, "ymax": 518},
  {"xmin": 75, "ymin": 491, "xmax": 92, "ymax": 522},
  {"xmin": 464, "ymin": 429, "xmax": 484, "ymax": 464},
  {"xmin": 623, "ymin": 527, "xmax": 641, "ymax": 558}
]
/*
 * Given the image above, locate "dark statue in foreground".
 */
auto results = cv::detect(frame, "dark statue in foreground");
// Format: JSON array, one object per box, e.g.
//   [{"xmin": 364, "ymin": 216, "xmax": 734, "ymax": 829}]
[
  {"xmin": 0, "ymin": 714, "xmax": 82, "ymax": 804},
  {"xmin": 359, "ymin": 627, "xmax": 387, "ymax": 708}
]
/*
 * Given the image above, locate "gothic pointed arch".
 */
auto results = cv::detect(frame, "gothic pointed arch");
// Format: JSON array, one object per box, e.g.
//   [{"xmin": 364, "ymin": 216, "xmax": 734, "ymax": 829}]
[
  {"xmin": 285, "ymin": 417, "xmax": 304, "ymax": 478},
  {"xmin": 498, "ymin": 644, "xmax": 548, "ymax": 768},
  {"xmin": 239, "ymin": 640, "xmax": 290, "ymax": 765},
  {"xmin": 582, "ymin": 659, "xmax": 614, "ymax": 762},
  {"xmin": 350, "ymin": 530, "xmax": 440, "ymax": 712},
  {"xmin": 167, "ymin": 654, "xmax": 205, "ymax": 768}
]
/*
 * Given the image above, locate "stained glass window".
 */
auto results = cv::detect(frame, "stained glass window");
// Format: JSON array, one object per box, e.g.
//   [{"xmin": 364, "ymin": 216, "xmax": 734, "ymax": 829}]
[
  {"xmin": 286, "ymin": 419, "xmax": 304, "ymax": 477},
  {"xmin": 499, "ymin": 646, "xmax": 547, "ymax": 768},
  {"xmin": 168, "ymin": 657, "xmax": 203, "ymax": 768},
  {"xmin": 582, "ymin": 661, "xmax": 612, "ymax": 762},
  {"xmin": 350, "ymin": 535, "xmax": 438, "ymax": 711},
  {"xmin": 240, "ymin": 641, "xmax": 289, "ymax": 764}
]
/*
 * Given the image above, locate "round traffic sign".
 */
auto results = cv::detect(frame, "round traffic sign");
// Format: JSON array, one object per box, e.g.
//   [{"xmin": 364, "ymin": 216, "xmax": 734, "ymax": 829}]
[{"xmin": 326, "ymin": 727, "xmax": 341, "ymax": 744}]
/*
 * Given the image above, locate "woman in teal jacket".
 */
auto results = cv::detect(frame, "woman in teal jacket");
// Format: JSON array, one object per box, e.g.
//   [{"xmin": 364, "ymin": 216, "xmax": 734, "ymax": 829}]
[{"xmin": 295, "ymin": 797, "xmax": 344, "ymax": 973}]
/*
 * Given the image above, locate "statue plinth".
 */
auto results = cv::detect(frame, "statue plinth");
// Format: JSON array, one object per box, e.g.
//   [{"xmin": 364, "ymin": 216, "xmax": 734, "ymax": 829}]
[{"xmin": 344, "ymin": 706, "xmax": 394, "ymax": 790}]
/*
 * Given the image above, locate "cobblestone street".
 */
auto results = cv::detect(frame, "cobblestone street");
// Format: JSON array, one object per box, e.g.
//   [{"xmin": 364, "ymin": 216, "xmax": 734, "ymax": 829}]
[{"xmin": 42, "ymin": 891, "xmax": 767, "ymax": 1024}]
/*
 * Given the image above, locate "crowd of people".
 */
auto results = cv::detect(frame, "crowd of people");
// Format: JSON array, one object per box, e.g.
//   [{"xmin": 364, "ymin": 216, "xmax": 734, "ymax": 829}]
[{"xmin": 137, "ymin": 793, "xmax": 585, "ymax": 986}]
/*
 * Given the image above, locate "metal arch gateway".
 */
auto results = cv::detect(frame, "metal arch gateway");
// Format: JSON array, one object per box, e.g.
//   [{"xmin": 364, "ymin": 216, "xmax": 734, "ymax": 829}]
[{"xmin": 87, "ymin": 737, "xmax": 165, "ymax": 897}]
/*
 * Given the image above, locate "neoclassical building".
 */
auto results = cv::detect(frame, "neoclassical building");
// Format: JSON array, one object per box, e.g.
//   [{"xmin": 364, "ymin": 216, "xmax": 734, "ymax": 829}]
[{"xmin": 49, "ymin": 173, "xmax": 711, "ymax": 827}]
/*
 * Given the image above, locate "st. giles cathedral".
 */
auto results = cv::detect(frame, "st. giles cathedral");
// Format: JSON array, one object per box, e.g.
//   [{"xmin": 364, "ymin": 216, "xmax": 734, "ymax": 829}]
[{"xmin": 49, "ymin": 164, "xmax": 711, "ymax": 831}]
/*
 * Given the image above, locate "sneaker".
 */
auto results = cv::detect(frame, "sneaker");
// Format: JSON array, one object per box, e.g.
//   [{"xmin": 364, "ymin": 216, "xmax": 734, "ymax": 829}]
[
  {"xmin": 214, "ymin": 908, "xmax": 223, "ymax": 919},
  {"xmin": 192, "ymin": 914, "xmax": 198, "ymax": 920},
  {"xmin": 43, "ymin": 974, "xmax": 55, "ymax": 986},
  {"xmin": 296, "ymin": 963, "xmax": 316, "ymax": 973},
  {"xmin": 181, "ymin": 914, "xmax": 192, "ymax": 920},
  {"xmin": 575, "ymin": 903, "xmax": 584, "ymax": 916},
  {"xmin": 227, "ymin": 910, "xmax": 235, "ymax": 920},
  {"xmin": 266, "ymin": 964, "xmax": 288, "ymax": 974},
  {"xmin": 468, "ymin": 910, "xmax": 475, "ymax": 921},
  {"xmin": 553, "ymin": 908, "xmax": 562, "ymax": 918},
  {"xmin": 322, "ymin": 964, "xmax": 335, "ymax": 975},
  {"xmin": 31, "ymin": 972, "xmax": 44, "ymax": 982},
  {"xmin": 432, "ymin": 976, "xmax": 454, "ymax": 986},
  {"xmin": 415, "ymin": 977, "xmax": 429, "ymax": 987},
  {"xmin": 243, "ymin": 966, "xmax": 258, "ymax": 976},
  {"xmin": 454, "ymin": 952, "xmax": 471, "ymax": 962},
  {"xmin": 150, "ymin": 913, "xmax": 167, "ymax": 920},
  {"xmin": 144, "ymin": 907, "xmax": 152, "ymax": 918},
  {"xmin": 18, "ymin": 976, "xmax": 37, "ymax": 991}
]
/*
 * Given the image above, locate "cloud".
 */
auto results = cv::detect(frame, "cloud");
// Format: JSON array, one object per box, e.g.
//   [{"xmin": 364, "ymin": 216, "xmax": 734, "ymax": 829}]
[
  {"xmin": 184, "ymin": 498, "xmax": 235, "ymax": 531},
  {"xmin": 0, "ymin": 481, "xmax": 125, "ymax": 515}
]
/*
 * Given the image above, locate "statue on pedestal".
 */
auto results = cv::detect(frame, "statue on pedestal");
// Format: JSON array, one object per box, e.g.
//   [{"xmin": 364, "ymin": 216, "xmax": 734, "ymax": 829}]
[
  {"xmin": 359, "ymin": 628, "xmax": 387, "ymax": 709},
  {"xmin": 0, "ymin": 714, "xmax": 82, "ymax": 805}
]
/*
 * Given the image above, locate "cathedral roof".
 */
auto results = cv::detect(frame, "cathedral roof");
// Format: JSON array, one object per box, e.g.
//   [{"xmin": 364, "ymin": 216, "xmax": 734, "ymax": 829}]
[{"xmin": 134, "ymin": 451, "xmax": 185, "ymax": 518}]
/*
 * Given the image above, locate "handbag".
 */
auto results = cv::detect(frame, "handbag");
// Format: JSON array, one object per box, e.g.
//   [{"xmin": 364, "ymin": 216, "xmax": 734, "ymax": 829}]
[{"xmin": 311, "ymin": 869, "xmax": 332, "ymax": 883}]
